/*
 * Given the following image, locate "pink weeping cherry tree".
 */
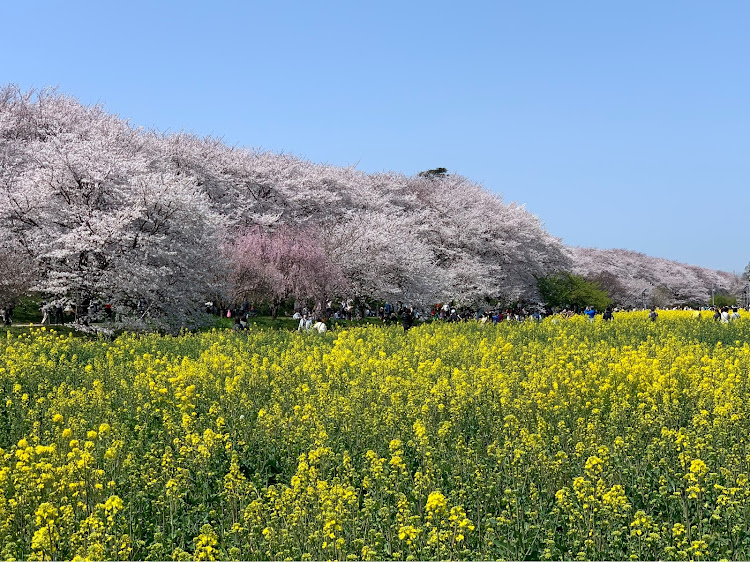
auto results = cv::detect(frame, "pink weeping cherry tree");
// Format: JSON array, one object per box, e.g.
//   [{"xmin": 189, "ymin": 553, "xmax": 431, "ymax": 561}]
[{"xmin": 226, "ymin": 225, "xmax": 347, "ymax": 318}]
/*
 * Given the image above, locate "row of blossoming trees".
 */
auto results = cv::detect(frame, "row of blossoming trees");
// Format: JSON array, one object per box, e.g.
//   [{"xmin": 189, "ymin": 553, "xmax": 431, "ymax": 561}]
[{"xmin": 0, "ymin": 86, "xmax": 741, "ymax": 329}]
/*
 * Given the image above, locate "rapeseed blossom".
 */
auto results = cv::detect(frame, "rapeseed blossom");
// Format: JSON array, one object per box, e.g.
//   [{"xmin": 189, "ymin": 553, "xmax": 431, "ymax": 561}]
[{"xmin": 0, "ymin": 311, "xmax": 749, "ymax": 559}]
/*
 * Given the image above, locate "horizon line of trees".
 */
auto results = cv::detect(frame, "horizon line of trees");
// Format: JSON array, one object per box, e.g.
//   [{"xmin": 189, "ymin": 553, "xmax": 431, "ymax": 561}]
[
  {"xmin": 535, "ymin": 271, "xmax": 741, "ymax": 313},
  {"xmin": 0, "ymin": 86, "xmax": 743, "ymax": 330}
]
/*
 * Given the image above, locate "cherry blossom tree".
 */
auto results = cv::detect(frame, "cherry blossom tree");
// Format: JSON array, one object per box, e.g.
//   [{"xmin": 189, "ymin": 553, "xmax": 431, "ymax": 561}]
[
  {"xmin": 0, "ymin": 86, "xmax": 225, "ymax": 329},
  {"xmin": 570, "ymin": 247, "xmax": 742, "ymax": 307},
  {"xmin": 321, "ymin": 209, "xmax": 446, "ymax": 306},
  {"xmin": 227, "ymin": 225, "xmax": 346, "ymax": 317},
  {"xmin": 0, "ymin": 236, "xmax": 35, "ymax": 308}
]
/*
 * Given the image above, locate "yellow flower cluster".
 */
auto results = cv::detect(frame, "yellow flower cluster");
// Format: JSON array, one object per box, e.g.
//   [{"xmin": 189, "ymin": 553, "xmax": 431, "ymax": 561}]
[{"xmin": 1, "ymin": 311, "xmax": 750, "ymax": 559}]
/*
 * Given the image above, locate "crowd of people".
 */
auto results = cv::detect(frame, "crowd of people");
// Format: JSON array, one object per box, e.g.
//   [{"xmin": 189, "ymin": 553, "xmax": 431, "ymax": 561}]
[
  {"xmin": 223, "ymin": 300, "xmax": 257, "ymax": 331},
  {"xmin": 3, "ymin": 296, "xmax": 746, "ymax": 330},
  {"xmin": 709, "ymin": 306, "xmax": 742, "ymax": 323},
  {"xmin": 416, "ymin": 303, "xmax": 747, "ymax": 326},
  {"xmin": 35, "ymin": 301, "xmax": 114, "ymax": 326},
  {"xmin": 234, "ymin": 299, "xmax": 750, "ymax": 333}
]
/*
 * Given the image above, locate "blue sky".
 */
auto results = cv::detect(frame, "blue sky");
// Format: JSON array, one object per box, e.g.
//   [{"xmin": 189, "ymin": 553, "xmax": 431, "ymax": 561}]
[{"xmin": 3, "ymin": 1, "xmax": 748, "ymax": 274}]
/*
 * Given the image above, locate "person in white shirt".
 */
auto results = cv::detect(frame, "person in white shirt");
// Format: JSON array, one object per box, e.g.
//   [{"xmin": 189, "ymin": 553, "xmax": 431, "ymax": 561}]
[{"xmin": 298, "ymin": 314, "xmax": 311, "ymax": 331}]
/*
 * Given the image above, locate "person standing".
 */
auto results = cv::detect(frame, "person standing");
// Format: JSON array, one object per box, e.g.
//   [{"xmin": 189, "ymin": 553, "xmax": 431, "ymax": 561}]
[
  {"xmin": 401, "ymin": 307, "xmax": 414, "ymax": 332},
  {"xmin": 648, "ymin": 307, "xmax": 658, "ymax": 322},
  {"xmin": 721, "ymin": 307, "xmax": 730, "ymax": 323}
]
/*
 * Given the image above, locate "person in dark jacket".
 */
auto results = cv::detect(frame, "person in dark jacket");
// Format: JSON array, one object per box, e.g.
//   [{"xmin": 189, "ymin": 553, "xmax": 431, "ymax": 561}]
[{"xmin": 401, "ymin": 307, "xmax": 414, "ymax": 332}]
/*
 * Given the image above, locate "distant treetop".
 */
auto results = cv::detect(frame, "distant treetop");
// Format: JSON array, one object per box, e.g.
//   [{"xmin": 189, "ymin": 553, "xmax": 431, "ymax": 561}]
[{"xmin": 418, "ymin": 167, "xmax": 448, "ymax": 178}]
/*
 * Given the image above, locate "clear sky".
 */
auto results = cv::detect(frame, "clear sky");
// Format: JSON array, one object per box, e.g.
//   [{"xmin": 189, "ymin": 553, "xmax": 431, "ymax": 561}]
[{"xmin": 2, "ymin": 1, "xmax": 748, "ymax": 274}]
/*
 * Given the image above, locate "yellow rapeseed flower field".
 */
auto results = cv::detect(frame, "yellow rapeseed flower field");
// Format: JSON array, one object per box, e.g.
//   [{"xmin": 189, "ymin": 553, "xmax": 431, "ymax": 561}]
[{"xmin": 2, "ymin": 311, "xmax": 750, "ymax": 560}]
